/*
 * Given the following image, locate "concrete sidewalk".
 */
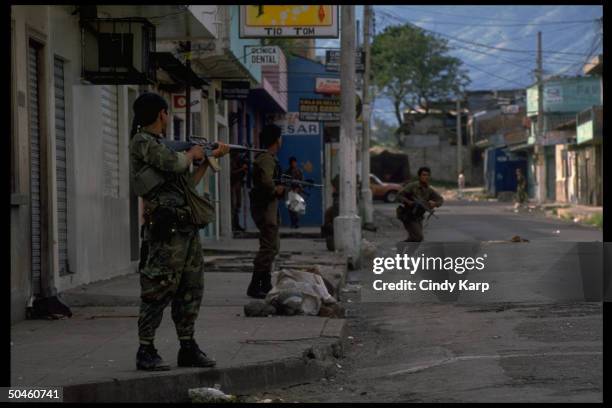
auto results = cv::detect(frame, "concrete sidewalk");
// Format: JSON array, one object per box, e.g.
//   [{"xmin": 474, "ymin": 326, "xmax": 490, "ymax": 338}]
[{"xmin": 11, "ymin": 238, "xmax": 348, "ymax": 402}]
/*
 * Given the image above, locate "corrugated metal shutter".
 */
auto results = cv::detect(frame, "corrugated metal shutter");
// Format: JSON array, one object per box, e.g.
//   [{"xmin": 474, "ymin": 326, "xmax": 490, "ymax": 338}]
[
  {"xmin": 101, "ymin": 85, "xmax": 120, "ymax": 198},
  {"xmin": 28, "ymin": 43, "xmax": 41, "ymax": 295},
  {"xmin": 54, "ymin": 57, "xmax": 70, "ymax": 275}
]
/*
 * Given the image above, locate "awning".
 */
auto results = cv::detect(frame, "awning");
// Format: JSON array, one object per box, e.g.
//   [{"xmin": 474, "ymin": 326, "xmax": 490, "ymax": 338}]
[
  {"xmin": 151, "ymin": 52, "xmax": 210, "ymax": 89},
  {"xmin": 508, "ymin": 143, "xmax": 534, "ymax": 152}
]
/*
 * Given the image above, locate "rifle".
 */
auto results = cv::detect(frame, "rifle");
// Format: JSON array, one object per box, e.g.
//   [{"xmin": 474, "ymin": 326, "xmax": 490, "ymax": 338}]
[
  {"xmin": 159, "ymin": 138, "xmax": 266, "ymax": 172},
  {"xmin": 400, "ymin": 195, "xmax": 438, "ymax": 221},
  {"xmin": 275, "ymin": 174, "xmax": 323, "ymax": 189}
]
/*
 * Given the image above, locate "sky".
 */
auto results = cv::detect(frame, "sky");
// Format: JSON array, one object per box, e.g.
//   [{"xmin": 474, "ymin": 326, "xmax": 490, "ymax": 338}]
[{"xmin": 315, "ymin": 5, "xmax": 603, "ymax": 125}]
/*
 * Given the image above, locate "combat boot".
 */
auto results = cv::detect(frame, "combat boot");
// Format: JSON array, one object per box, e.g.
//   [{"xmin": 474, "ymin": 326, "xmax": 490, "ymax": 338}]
[
  {"xmin": 177, "ymin": 339, "xmax": 216, "ymax": 368},
  {"xmin": 136, "ymin": 344, "xmax": 171, "ymax": 371},
  {"xmin": 260, "ymin": 271, "xmax": 273, "ymax": 294},
  {"xmin": 247, "ymin": 271, "xmax": 267, "ymax": 299}
]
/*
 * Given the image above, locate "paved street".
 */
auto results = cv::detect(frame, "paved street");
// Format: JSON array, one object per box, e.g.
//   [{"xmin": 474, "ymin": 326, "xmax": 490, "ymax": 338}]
[
  {"xmin": 375, "ymin": 200, "xmax": 603, "ymax": 242},
  {"xmin": 248, "ymin": 200, "xmax": 603, "ymax": 403}
]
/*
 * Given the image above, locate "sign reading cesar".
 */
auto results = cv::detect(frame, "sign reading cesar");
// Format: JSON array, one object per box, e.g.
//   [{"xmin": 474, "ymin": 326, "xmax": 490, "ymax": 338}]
[{"xmin": 275, "ymin": 112, "xmax": 320, "ymax": 136}]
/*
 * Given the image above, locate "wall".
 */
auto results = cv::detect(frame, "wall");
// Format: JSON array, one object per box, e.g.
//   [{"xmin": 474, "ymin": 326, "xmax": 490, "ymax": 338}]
[
  {"xmin": 11, "ymin": 6, "xmax": 139, "ymax": 323},
  {"xmin": 406, "ymin": 145, "xmax": 471, "ymax": 184}
]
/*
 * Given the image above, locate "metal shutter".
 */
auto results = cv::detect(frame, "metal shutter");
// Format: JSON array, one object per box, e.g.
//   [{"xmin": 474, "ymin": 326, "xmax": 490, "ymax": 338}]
[
  {"xmin": 54, "ymin": 57, "xmax": 70, "ymax": 275},
  {"xmin": 28, "ymin": 43, "xmax": 41, "ymax": 295},
  {"xmin": 101, "ymin": 85, "xmax": 120, "ymax": 198}
]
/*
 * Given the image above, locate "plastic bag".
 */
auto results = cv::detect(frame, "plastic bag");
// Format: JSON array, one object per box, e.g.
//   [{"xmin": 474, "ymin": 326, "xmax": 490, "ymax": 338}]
[{"xmin": 286, "ymin": 191, "xmax": 306, "ymax": 215}]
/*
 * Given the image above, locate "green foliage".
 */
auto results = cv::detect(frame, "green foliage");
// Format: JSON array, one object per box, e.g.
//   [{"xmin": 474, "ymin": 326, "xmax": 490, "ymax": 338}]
[
  {"xmin": 370, "ymin": 116, "xmax": 399, "ymax": 147},
  {"xmin": 371, "ymin": 24, "xmax": 470, "ymax": 138},
  {"xmin": 584, "ymin": 213, "xmax": 603, "ymax": 228}
]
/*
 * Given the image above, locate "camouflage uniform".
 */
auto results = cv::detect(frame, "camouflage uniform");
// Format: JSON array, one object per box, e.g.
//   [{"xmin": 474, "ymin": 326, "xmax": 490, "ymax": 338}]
[
  {"xmin": 249, "ymin": 151, "xmax": 282, "ymax": 292},
  {"xmin": 516, "ymin": 172, "xmax": 527, "ymax": 204},
  {"xmin": 396, "ymin": 181, "xmax": 444, "ymax": 242},
  {"xmin": 129, "ymin": 130, "xmax": 205, "ymax": 345}
]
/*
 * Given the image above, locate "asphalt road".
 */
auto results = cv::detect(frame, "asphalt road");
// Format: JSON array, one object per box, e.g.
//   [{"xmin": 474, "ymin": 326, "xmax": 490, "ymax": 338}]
[
  {"xmin": 248, "ymin": 200, "xmax": 603, "ymax": 403},
  {"xmin": 375, "ymin": 200, "xmax": 603, "ymax": 242}
]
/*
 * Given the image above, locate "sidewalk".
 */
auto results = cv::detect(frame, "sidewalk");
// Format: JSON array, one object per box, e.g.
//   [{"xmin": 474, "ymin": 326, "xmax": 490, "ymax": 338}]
[
  {"xmin": 510, "ymin": 202, "xmax": 603, "ymax": 228},
  {"xmin": 10, "ymin": 237, "xmax": 348, "ymax": 402}
]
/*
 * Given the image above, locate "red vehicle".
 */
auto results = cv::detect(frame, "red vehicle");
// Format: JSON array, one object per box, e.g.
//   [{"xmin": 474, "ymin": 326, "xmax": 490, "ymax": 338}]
[{"xmin": 369, "ymin": 173, "xmax": 402, "ymax": 203}]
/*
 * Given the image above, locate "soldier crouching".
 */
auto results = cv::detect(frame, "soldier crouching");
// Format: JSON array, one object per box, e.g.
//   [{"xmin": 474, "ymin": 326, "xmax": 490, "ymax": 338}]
[{"xmin": 396, "ymin": 166, "xmax": 444, "ymax": 242}]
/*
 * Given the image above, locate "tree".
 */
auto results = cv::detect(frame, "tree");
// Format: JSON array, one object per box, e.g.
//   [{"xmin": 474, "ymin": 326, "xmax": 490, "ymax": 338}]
[
  {"xmin": 371, "ymin": 24, "xmax": 470, "ymax": 146},
  {"xmin": 370, "ymin": 116, "xmax": 398, "ymax": 147}
]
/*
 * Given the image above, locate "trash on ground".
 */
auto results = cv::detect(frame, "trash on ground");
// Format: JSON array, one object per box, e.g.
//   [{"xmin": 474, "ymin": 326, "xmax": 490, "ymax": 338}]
[
  {"xmin": 188, "ymin": 387, "xmax": 237, "ymax": 403},
  {"xmin": 510, "ymin": 235, "xmax": 529, "ymax": 242}
]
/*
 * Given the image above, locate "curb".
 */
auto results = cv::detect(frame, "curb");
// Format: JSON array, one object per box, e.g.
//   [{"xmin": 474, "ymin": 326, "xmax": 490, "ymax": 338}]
[{"xmin": 62, "ymin": 326, "xmax": 346, "ymax": 402}]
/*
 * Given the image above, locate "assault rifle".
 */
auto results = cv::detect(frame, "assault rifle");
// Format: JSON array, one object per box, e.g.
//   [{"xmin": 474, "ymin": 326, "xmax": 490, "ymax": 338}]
[
  {"xmin": 159, "ymin": 138, "xmax": 265, "ymax": 172},
  {"xmin": 400, "ymin": 195, "xmax": 438, "ymax": 221},
  {"xmin": 275, "ymin": 174, "xmax": 323, "ymax": 189}
]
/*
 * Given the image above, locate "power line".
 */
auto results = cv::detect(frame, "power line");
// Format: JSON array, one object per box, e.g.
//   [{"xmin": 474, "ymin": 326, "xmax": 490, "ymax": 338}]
[
  {"xmin": 377, "ymin": 10, "xmax": 598, "ymax": 57},
  {"xmin": 381, "ymin": 5, "xmax": 600, "ymax": 25},
  {"xmin": 397, "ymin": 18, "xmax": 597, "ymax": 27}
]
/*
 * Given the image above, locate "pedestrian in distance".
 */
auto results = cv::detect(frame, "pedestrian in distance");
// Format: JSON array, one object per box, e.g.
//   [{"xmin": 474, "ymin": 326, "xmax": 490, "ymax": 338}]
[
  {"xmin": 395, "ymin": 167, "xmax": 444, "ymax": 242},
  {"xmin": 129, "ymin": 92, "xmax": 230, "ymax": 371},
  {"xmin": 248, "ymin": 124, "xmax": 285, "ymax": 299},
  {"xmin": 515, "ymin": 168, "xmax": 528, "ymax": 206},
  {"xmin": 284, "ymin": 156, "xmax": 304, "ymax": 229},
  {"xmin": 457, "ymin": 169, "xmax": 466, "ymax": 200}
]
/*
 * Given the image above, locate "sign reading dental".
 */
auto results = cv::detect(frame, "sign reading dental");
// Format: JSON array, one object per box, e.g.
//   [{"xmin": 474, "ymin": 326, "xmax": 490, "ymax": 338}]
[
  {"xmin": 239, "ymin": 5, "xmax": 339, "ymax": 38},
  {"xmin": 246, "ymin": 45, "xmax": 280, "ymax": 66}
]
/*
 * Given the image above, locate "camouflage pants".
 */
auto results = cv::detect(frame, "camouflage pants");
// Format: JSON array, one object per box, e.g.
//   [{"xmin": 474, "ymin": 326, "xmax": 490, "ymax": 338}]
[
  {"xmin": 402, "ymin": 218, "xmax": 424, "ymax": 242},
  {"xmin": 251, "ymin": 200, "xmax": 280, "ymax": 275},
  {"xmin": 138, "ymin": 226, "xmax": 204, "ymax": 344},
  {"xmin": 516, "ymin": 187, "xmax": 528, "ymax": 204}
]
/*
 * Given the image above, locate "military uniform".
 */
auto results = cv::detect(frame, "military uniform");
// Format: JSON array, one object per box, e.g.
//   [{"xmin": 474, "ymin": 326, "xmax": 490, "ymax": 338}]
[
  {"xmin": 249, "ymin": 151, "xmax": 282, "ymax": 295},
  {"xmin": 396, "ymin": 181, "xmax": 444, "ymax": 242},
  {"xmin": 129, "ymin": 130, "xmax": 206, "ymax": 346},
  {"xmin": 516, "ymin": 172, "xmax": 527, "ymax": 204}
]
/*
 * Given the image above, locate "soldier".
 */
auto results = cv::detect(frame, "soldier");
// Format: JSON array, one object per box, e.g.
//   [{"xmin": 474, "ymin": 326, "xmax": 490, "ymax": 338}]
[
  {"xmin": 515, "ymin": 168, "xmax": 528, "ymax": 206},
  {"xmin": 248, "ymin": 124, "xmax": 285, "ymax": 298},
  {"xmin": 129, "ymin": 92, "xmax": 230, "ymax": 371},
  {"xmin": 396, "ymin": 167, "xmax": 444, "ymax": 242}
]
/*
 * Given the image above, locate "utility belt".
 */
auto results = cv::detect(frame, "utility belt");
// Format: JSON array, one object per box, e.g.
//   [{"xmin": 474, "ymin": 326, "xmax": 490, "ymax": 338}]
[{"xmin": 143, "ymin": 200, "xmax": 196, "ymax": 242}]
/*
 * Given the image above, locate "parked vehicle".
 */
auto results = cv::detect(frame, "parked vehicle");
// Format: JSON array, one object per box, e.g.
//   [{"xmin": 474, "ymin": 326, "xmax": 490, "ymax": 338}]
[{"xmin": 369, "ymin": 173, "xmax": 402, "ymax": 203}]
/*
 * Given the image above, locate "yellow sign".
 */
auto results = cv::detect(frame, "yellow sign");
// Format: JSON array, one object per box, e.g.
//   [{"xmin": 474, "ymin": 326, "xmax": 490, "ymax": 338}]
[
  {"xmin": 245, "ymin": 5, "xmax": 333, "ymax": 27},
  {"xmin": 240, "ymin": 5, "xmax": 339, "ymax": 38}
]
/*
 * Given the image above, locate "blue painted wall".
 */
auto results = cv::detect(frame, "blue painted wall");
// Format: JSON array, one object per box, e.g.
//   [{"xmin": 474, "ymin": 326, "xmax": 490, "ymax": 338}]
[
  {"xmin": 486, "ymin": 148, "xmax": 527, "ymax": 196},
  {"xmin": 277, "ymin": 56, "xmax": 339, "ymax": 226}
]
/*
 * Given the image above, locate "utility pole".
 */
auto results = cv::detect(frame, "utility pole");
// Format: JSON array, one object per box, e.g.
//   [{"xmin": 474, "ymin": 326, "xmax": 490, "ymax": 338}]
[
  {"xmin": 535, "ymin": 31, "xmax": 546, "ymax": 204},
  {"xmin": 360, "ymin": 5, "xmax": 375, "ymax": 228},
  {"xmin": 185, "ymin": 41, "xmax": 192, "ymax": 141},
  {"xmin": 456, "ymin": 97, "xmax": 463, "ymax": 180},
  {"xmin": 334, "ymin": 5, "xmax": 362, "ymax": 269}
]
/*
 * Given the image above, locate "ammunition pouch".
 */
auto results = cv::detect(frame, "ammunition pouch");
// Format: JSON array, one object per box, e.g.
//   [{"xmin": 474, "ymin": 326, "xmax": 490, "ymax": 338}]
[
  {"xmin": 178, "ymin": 176, "xmax": 215, "ymax": 228},
  {"xmin": 148, "ymin": 205, "xmax": 194, "ymax": 242}
]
